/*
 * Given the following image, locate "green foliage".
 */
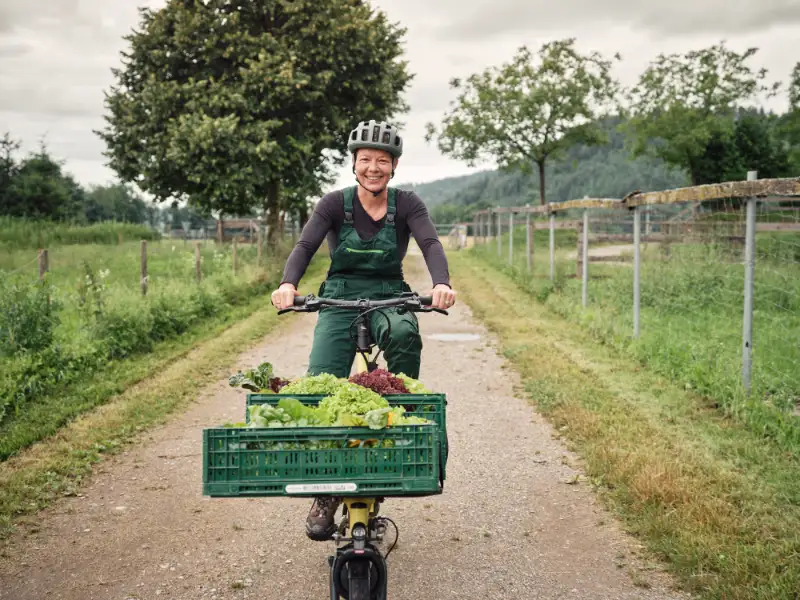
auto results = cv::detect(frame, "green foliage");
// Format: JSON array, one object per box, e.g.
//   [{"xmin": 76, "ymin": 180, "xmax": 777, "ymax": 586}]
[
  {"xmin": 426, "ymin": 38, "xmax": 621, "ymax": 205},
  {"xmin": 626, "ymin": 41, "xmax": 778, "ymax": 184},
  {"xmin": 471, "ymin": 232, "xmax": 800, "ymax": 451},
  {"xmin": 0, "ymin": 131, "xmax": 172, "ymax": 228},
  {"xmin": 83, "ymin": 183, "xmax": 149, "ymax": 224},
  {"xmin": 0, "ymin": 277, "xmax": 60, "ymax": 356},
  {"xmin": 0, "ymin": 239, "xmax": 293, "ymax": 431},
  {"xmin": 0, "ymin": 217, "xmax": 159, "ymax": 250},
  {"xmin": 99, "ymin": 0, "xmax": 412, "ymax": 239},
  {"xmin": 0, "ymin": 147, "xmax": 84, "ymax": 221}
]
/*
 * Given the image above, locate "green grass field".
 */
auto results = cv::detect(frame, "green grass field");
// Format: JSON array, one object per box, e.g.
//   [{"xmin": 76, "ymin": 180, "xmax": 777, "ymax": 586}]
[
  {"xmin": 450, "ymin": 251, "xmax": 800, "ymax": 599},
  {"xmin": 1, "ymin": 225, "xmax": 294, "ymax": 452},
  {"xmin": 472, "ymin": 226, "xmax": 800, "ymax": 449}
]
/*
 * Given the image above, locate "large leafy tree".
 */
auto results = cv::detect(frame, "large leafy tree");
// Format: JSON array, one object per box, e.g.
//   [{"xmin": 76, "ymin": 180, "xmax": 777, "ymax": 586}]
[
  {"xmin": 626, "ymin": 42, "xmax": 778, "ymax": 185},
  {"xmin": 98, "ymin": 0, "xmax": 411, "ymax": 245},
  {"xmin": 425, "ymin": 38, "xmax": 621, "ymax": 205}
]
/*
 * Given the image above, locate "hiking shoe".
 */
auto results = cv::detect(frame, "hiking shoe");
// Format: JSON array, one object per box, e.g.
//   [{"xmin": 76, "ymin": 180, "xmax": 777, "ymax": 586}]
[{"xmin": 305, "ymin": 496, "xmax": 340, "ymax": 541}]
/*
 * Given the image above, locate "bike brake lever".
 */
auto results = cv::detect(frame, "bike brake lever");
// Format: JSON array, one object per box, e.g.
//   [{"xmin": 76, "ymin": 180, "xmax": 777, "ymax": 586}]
[
  {"xmin": 418, "ymin": 307, "xmax": 449, "ymax": 315},
  {"xmin": 278, "ymin": 306, "xmax": 313, "ymax": 315}
]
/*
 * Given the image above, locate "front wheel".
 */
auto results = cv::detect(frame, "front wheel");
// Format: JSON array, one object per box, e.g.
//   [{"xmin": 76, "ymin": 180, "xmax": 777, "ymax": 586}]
[{"xmin": 347, "ymin": 559, "xmax": 371, "ymax": 600}]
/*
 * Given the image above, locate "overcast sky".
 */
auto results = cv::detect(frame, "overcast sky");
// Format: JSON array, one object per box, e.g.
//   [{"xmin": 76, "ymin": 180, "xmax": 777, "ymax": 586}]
[{"xmin": 1, "ymin": 0, "xmax": 798, "ymax": 196}]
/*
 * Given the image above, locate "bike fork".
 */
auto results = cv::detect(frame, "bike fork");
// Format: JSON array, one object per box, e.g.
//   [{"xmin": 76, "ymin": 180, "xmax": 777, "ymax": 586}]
[{"xmin": 329, "ymin": 498, "xmax": 388, "ymax": 600}]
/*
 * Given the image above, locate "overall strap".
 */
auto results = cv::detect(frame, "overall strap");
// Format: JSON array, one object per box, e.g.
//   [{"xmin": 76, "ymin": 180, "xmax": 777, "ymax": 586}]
[
  {"xmin": 385, "ymin": 188, "xmax": 397, "ymax": 227},
  {"xmin": 343, "ymin": 186, "xmax": 356, "ymax": 224}
]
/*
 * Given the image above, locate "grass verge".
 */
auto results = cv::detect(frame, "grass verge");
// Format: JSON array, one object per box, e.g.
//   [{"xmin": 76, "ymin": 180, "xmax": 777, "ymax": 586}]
[
  {"xmin": 0, "ymin": 257, "xmax": 326, "ymax": 540},
  {"xmin": 450, "ymin": 250, "xmax": 800, "ymax": 600}
]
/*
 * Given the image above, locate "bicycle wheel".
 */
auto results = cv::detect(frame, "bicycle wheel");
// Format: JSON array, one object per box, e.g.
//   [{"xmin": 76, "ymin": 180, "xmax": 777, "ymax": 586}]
[{"xmin": 347, "ymin": 558, "xmax": 371, "ymax": 600}]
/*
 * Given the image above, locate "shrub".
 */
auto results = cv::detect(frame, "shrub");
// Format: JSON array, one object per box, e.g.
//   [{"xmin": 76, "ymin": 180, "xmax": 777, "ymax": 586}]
[{"xmin": 0, "ymin": 277, "xmax": 60, "ymax": 356}]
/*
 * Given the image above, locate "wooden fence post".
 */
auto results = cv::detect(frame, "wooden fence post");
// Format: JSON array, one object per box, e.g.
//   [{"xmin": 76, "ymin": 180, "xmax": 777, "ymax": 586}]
[
  {"xmin": 141, "ymin": 240, "xmax": 148, "ymax": 296},
  {"xmin": 37, "ymin": 249, "xmax": 49, "ymax": 281},
  {"xmin": 257, "ymin": 225, "xmax": 263, "ymax": 267},
  {"xmin": 233, "ymin": 238, "xmax": 238, "ymax": 276}
]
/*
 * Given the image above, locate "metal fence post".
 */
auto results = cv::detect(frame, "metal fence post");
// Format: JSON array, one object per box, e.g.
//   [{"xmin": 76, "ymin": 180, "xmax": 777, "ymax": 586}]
[
  {"xmin": 742, "ymin": 170, "xmax": 757, "ymax": 392},
  {"xmin": 508, "ymin": 211, "xmax": 514, "ymax": 265},
  {"xmin": 549, "ymin": 212, "xmax": 555, "ymax": 282},
  {"xmin": 581, "ymin": 209, "xmax": 589, "ymax": 308},
  {"xmin": 633, "ymin": 206, "xmax": 641, "ymax": 338},
  {"xmin": 496, "ymin": 210, "xmax": 501, "ymax": 256},
  {"xmin": 525, "ymin": 204, "xmax": 532, "ymax": 272}
]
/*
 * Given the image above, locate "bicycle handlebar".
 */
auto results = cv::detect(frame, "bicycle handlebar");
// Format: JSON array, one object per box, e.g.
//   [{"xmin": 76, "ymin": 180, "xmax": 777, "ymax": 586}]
[{"xmin": 278, "ymin": 292, "xmax": 447, "ymax": 315}]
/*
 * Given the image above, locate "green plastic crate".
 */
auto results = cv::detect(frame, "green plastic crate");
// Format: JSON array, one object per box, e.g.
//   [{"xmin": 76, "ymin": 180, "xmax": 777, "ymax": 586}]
[
  {"xmin": 203, "ymin": 424, "xmax": 441, "ymax": 497},
  {"xmin": 246, "ymin": 392, "xmax": 448, "ymax": 479}
]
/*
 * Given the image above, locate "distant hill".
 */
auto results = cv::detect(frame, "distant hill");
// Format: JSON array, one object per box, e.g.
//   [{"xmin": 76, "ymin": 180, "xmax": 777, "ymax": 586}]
[{"xmin": 394, "ymin": 116, "xmax": 690, "ymax": 223}]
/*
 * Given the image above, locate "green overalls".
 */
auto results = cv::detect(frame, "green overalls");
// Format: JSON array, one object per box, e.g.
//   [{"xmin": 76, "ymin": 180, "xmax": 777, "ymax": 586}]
[{"xmin": 307, "ymin": 186, "xmax": 423, "ymax": 378}]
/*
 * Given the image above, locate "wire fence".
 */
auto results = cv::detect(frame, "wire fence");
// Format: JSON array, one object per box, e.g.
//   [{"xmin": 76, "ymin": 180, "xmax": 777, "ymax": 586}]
[{"xmin": 470, "ymin": 174, "xmax": 800, "ymax": 417}]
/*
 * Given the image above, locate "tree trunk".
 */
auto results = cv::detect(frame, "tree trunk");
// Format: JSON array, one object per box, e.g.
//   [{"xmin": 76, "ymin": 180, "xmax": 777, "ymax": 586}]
[
  {"xmin": 265, "ymin": 180, "xmax": 280, "ymax": 248},
  {"xmin": 537, "ymin": 160, "xmax": 547, "ymax": 206},
  {"xmin": 299, "ymin": 205, "xmax": 310, "ymax": 229}
]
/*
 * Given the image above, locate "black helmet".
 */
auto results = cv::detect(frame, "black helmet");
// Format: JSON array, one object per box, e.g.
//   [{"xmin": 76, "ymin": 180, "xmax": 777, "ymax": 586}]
[{"xmin": 347, "ymin": 120, "xmax": 403, "ymax": 158}]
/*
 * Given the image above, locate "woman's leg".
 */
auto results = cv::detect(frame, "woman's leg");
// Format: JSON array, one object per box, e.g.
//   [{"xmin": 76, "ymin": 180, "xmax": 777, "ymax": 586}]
[
  {"xmin": 370, "ymin": 308, "xmax": 422, "ymax": 378},
  {"xmin": 306, "ymin": 308, "xmax": 358, "ymax": 377}
]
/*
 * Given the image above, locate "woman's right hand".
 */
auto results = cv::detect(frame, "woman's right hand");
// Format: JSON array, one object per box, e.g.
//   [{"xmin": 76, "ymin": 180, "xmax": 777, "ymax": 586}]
[{"xmin": 271, "ymin": 283, "xmax": 300, "ymax": 310}]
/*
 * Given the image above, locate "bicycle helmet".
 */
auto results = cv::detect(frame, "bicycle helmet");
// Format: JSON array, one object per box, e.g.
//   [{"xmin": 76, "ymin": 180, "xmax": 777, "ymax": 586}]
[{"xmin": 347, "ymin": 120, "xmax": 403, "ymax": 158}]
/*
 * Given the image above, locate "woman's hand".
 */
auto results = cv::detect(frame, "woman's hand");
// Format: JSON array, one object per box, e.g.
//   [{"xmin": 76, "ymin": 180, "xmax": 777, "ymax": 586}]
[
  {"xmin": 430, "ymin": 284, "xmax": 456, "ymax": 310},
  {"xmin": 271, "ymin": 283, "xmax": 301, "ymax": 310}
]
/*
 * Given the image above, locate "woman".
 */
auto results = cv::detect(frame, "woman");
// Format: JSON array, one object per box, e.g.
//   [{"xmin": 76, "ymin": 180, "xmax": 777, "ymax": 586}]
[{"xmin": 271, "ymin": 119, "xmax": 457, "ymax": 540}]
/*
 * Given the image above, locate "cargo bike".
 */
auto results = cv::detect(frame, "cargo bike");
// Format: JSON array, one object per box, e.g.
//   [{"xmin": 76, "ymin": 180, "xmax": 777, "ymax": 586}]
[{"xmin": 202, "ymin": 292, "xmax": 449, "ymax": 599}]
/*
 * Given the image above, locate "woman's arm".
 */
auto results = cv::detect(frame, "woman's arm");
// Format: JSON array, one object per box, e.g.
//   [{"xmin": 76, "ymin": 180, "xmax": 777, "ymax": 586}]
[
  {"xmin": 405, "ymin": 192, "xmax": 450, "ymax": 287},
  {"xmin": 279, "ymin": 194, "xmax": 338, "ymax": 287}
]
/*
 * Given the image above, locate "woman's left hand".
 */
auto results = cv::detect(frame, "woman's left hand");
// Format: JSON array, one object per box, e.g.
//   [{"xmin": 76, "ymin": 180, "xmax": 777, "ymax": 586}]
[{"xmin": 430, "ymin": 284, "xmax": 456, "ymax": 310}]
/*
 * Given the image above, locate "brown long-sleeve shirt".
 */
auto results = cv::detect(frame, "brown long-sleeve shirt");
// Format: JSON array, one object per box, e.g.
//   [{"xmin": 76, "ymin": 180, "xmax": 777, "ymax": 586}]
[{"xmin": 280, "ymin": 188, "xmax": 450, "ymax": 287}]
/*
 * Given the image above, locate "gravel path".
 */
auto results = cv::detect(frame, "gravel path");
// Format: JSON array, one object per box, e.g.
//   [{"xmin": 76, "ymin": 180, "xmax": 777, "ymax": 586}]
[{"xmin": 0, "ymin": 256, "xmax": 687, "ymax": 600}]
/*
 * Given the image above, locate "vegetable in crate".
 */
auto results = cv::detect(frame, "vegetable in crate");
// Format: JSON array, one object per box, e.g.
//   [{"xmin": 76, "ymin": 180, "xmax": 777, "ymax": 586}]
[
  {"xmin": 228, "ymin": 362, "xmax": 289, "ymax": 393},
  {"xmin": 349, "ymin": 368, "xmax": 409, "ymax": 394},
  {"xmin": 395, "ymin": 372, "xmax": 432, "ymax": 394},
  {"xmin": 279, "ymin": 373, "xmax": 350, "ymax": 395},
  {"xmin": 319, "ymin": 383, "xmax": 388, "ymax": 422}
]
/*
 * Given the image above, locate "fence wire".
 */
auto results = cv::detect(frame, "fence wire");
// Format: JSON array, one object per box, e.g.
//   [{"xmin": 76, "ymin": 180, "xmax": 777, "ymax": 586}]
[{"xmin": 470, "ymin": 189, "xmax": 800, "ymax": 418}]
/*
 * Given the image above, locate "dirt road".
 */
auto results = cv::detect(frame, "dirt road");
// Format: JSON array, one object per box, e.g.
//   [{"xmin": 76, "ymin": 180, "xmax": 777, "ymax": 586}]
[{"xmin": 0, "ymin": 256, "xmax": 686, "ymax": 600}]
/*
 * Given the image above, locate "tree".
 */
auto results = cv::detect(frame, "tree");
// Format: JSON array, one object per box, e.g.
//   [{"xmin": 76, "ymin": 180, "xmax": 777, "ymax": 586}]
[
  {"xmin": 626, "ymin": 41, "xmax": 778, "ymax": 185},
  {"xmin": 98, "ymin": 0, "xmax": 412, "ymax": 247},
  {"xmin": 0, "ymin": 133, "xmax": 20, "ymax": 211},
  {"xmin": 424, "ymin": 38, "xmax": 621, "ymax": 205},
  {"xmin": 83, "ymin": 183, "xmax": 149, "ymax": 223},
  {"xmin": 777, "ymin": 62, "xmax": 800, "ymax": 175},
  {"xmin": 2, "ymin": 145, "xmax": 84, "ymax": 221}
]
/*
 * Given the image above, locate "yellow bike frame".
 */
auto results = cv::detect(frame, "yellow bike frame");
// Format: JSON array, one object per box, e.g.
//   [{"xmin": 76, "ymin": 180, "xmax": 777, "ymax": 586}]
[{"xmin": 342, "ymin": 351, "xmax": 376, "ymax": 533}]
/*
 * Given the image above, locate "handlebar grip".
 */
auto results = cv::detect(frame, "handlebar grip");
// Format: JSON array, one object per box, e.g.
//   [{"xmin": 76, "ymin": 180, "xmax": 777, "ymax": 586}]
[
  {"xmin": 293, "ymin": 295, "xmax": 307, "ymax": 306},
  {"xmin": 418, "ymin": 296, "xmax": 433, "ymax": 306}
]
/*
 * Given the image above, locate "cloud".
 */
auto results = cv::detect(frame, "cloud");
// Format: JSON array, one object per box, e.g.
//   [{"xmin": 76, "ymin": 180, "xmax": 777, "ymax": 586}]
[
  {"xmin": 1, "ymin": 0, "xmax": 798, "ymax": 194},
  {"xmin": 442, "ymin": 0, "xmax": 800, "ymax": 40}
]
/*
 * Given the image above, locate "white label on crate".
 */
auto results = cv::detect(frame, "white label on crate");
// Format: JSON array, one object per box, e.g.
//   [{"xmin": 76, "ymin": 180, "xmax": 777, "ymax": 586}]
[{"xmin": 285, "ymin": 483, "xmax": 358, "ymax": 494}]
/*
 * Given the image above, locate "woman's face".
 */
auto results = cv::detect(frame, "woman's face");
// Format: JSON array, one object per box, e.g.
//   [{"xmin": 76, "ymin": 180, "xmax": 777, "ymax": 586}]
[{"xmin": 354, "ymin": 148, "xmax": 398, "ymax": 194}]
